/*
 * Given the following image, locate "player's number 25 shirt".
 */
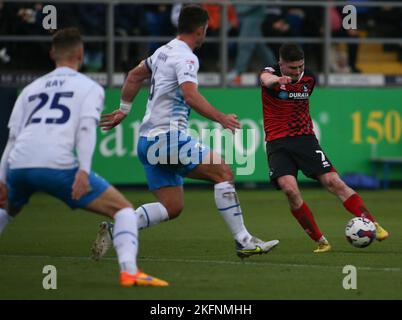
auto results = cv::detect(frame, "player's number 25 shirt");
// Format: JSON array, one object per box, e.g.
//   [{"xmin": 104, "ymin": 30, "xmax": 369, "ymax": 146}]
[{"xmin": 7, "ymin": 66, "xmax": 104, "ymax": 170}]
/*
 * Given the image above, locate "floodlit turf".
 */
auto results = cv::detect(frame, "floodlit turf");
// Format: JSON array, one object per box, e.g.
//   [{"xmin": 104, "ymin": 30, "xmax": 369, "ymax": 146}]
[{"xmin": 0, "ymin": 189, "xmax": 401, "ymax": 300}]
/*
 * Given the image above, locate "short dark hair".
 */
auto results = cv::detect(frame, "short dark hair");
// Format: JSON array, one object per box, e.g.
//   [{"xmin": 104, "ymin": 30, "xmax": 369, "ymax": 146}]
[
  {"xmin": 52, "ymin": 27, "xmax": 82, "ymax": 53},
  {"xmin": 279, "ymin": 43, "xmax": 304, "ymax": 62},
  {"xmin": 178, "ymin": 5, "xmax": 209, "ymax": 34}
]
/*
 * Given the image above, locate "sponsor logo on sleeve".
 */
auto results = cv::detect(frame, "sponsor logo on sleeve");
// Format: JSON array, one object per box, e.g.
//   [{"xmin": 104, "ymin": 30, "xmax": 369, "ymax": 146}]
[{"xmin": 186, "ymin": 60, "xmax": 196, "ymax": 72}]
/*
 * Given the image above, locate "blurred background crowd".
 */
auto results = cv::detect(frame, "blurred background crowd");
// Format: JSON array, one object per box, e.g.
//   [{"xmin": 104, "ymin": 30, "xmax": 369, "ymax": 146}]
[{"xmin": 1, "ymin": 1, "xmax": 401, "ymax": 79}]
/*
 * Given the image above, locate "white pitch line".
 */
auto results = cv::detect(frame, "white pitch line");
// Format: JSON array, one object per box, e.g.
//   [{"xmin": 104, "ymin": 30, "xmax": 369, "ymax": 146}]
[{"xmin": 0, "ymin": 254, "xmax": 400, "ymax": 273}]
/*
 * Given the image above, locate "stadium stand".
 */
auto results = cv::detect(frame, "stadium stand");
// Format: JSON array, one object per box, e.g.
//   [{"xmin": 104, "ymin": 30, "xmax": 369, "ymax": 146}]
[{"xmin": 1, "ymin": 1, "xmax": 401, "ymax": 85}]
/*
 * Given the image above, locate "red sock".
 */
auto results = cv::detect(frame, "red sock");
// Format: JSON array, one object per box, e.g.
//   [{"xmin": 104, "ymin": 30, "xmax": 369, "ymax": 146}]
[
  {"xmin": 291, "ymin": 202, "xmax": 323, "ymax": 242},
  {"xmin": 343, "ymin": 193, "xmax": 376, "ymax": 222}
]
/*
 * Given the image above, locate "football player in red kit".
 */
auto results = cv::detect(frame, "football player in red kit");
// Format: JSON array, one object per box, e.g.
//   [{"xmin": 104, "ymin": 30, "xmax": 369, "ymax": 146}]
[{"xmin": 259, "ymin": 43, "xmax": 389, "ymax": 252}]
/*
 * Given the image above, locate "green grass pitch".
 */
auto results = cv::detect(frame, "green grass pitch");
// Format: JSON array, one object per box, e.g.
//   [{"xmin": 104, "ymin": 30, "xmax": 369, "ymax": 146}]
[{"xmin": 0, "ymin": 189, "xmax": 401, "ymax": 300}]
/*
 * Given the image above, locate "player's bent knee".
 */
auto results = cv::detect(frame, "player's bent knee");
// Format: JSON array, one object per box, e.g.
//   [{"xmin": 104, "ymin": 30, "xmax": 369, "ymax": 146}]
[
  {"xmin": 278, "ymin": 180, "xmax": 300, "ymax": 199},
  {"xmin": 278, "ymin": 179, "xmax": 298, "ymax": 197},
  {"xmin": 325, "ymin": 175, "xmax": 346, "ymax": 193},
  {"xmin": 282, "ymin": 186, "xmax": 300, "ymax": 199},
  {"xmin": 165, "ymin": 203, "xmax": 184, "ymax": 219}
]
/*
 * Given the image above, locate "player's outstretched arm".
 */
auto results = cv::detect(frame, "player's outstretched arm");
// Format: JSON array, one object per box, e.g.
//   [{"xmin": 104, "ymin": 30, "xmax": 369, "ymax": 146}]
[
  {"xmin": 181, "ymin": 82, "xmax": 240, "ymax": 133},
  {"xmin": 260, "ymin": 72, "xmax": 292, "ymax": 88},
  {"xmin": 100, "ymin": 60, "xmax": 151, "ymax": 131}
]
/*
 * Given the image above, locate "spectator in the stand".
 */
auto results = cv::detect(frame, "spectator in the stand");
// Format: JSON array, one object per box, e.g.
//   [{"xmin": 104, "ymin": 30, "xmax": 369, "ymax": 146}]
[
  {"xmin": 1, "ymin": 2, "xmax": 91, "ymax": 71},
  {"xmin": 331, "ymin": 6, "xmax": 361, "ymax": 73},
  {"xmin": 230, "ymin": 3, "xmax": 276, "ymax": 86},
  {"xmin": 171, "ymin": 3, "xmax": 238, "ymax": 71},
  {"xmin": 263, "ymin": 6, "xmax": 305, "ymax": 37},
  {"xmin": 76, "ymin": 4, "xmax": 106, "ymax": 72},
  {"xmin": 144, "ymin": 4, "xmax": 174, "ymax": 55},
  {"xmin": 114, "ymin": 4, "xmax": 147, "ymax": 71},
  {"xmin": 9, "ymin": 2, "xmax": 50, "ymax": 70},
  {"xmin": 262, "ymin": 6, "xmax": 305, "ymax": 57},
  {"xmin": 298, "ymin": 4, "xmax": 361, "ymax": 73},
  {"xmin": 296, "ymin": 5, "xmax": 323, "ymax": 72},
  {"xmin": 199, "ymin": 4, "xmax": 238, "ymax": 70}
]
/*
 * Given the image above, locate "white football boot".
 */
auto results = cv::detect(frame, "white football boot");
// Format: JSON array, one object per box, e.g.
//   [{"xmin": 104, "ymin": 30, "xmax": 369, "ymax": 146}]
[
  {"xmin": 235, "ymin": 237, "xmax": 279, "ymax": 259},
  {"xmin": 90, "ymin": 221, "xmax": 113, "ymax": 261}
]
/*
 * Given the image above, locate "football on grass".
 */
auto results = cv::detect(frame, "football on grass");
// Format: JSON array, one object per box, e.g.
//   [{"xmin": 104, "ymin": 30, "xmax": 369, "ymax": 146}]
[{"xmin": 345, "ymin": 217, "xmax": 376, "ymax": 248}]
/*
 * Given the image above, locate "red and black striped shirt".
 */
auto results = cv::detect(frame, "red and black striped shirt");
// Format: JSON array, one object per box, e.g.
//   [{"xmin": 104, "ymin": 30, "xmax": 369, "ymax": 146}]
[{"xmin": 260, "ymin": 64, "xmax": 316, "ymax": 142}]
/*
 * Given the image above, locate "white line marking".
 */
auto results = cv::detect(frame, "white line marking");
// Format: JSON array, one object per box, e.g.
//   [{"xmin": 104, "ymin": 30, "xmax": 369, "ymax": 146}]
[{"xmin": 1, "ymin": 254, "xmax": 400, "ymax": 272}]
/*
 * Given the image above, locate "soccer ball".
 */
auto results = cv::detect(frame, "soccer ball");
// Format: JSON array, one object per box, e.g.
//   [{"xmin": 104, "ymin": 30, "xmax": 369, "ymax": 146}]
[{"xmin": 345, "ymin": 217, "xmax": 376, "ymax": 248}]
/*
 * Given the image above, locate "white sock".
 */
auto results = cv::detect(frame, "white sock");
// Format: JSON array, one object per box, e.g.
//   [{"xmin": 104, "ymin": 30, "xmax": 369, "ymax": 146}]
[
  {"xmin": 113, "ymin": 207, "xmax": 139, "ymax": 275},
  {"xmin": 0, "ymin": 208, "xmax": 13, "ymax": 235},
  {"xmin": 136, "ymin": 202, "xmax": 169, "ymax": 230},
  {"xmin": 214, "ymin": 181, "xmax": 252, "ymax": 244}
]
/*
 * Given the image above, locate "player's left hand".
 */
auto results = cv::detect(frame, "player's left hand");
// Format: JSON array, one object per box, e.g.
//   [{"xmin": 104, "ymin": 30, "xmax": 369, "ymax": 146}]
[
  {"xmin": 0, "ymin": 182, "xmax": 7, "ymax": 208},
  {"xmin": 219, "ymin": 113, "xmax": 241, "ymax": 133},
  {"xmin": 100, "ymin": 110, "xmax": 127, "ymax": 131},
  {"xmin": 72, "ymin": 170, "xmax": 90, "ymax": 200}
]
